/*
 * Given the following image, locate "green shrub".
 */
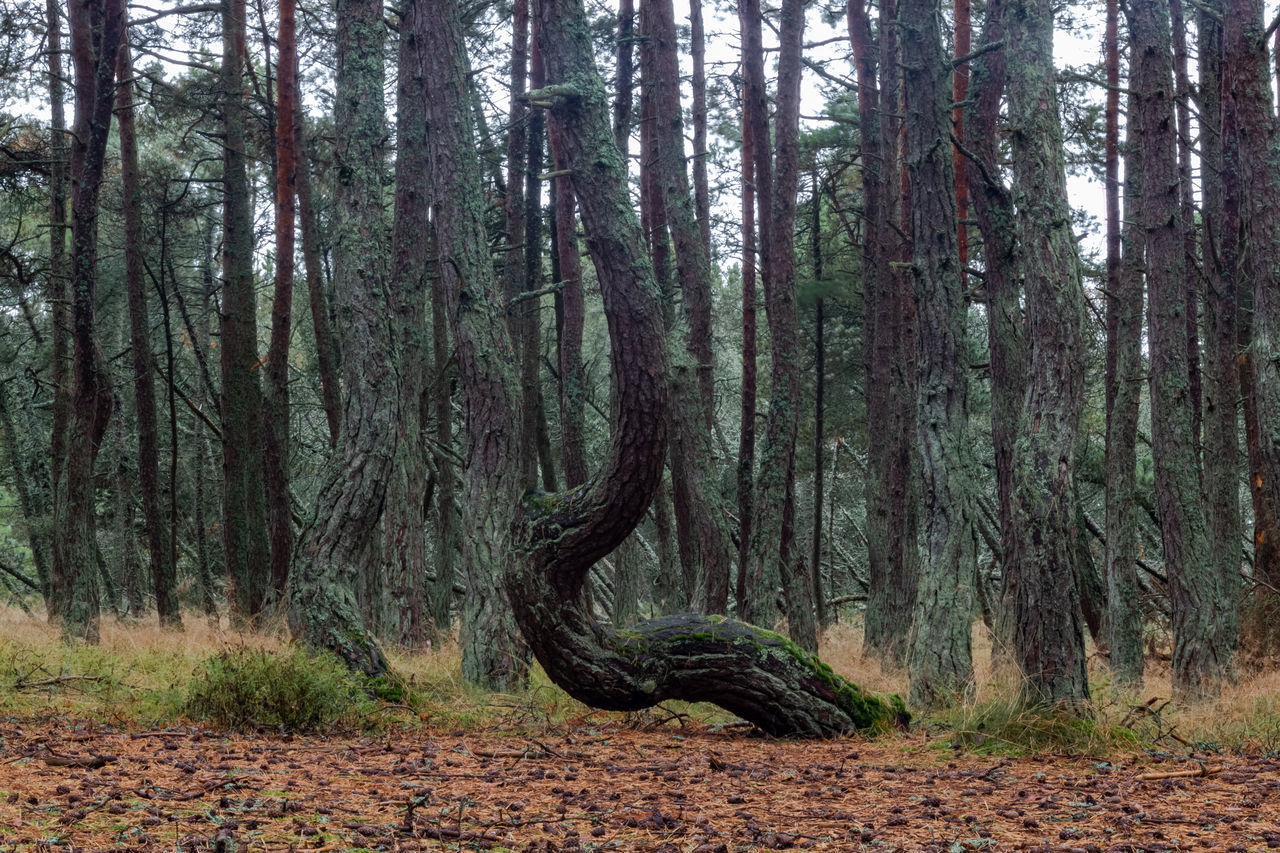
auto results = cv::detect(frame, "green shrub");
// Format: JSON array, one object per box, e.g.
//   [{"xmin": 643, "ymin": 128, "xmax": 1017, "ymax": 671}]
[{"xmin": 183, "ymin": 645, "xmax": 375, "ymax": 732}]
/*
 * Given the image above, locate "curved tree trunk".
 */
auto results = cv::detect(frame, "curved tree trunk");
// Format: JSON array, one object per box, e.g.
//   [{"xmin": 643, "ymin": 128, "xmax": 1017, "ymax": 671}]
[{"xmin": 422, "ymin": 0, "xmax": 903, "ymax": 738}]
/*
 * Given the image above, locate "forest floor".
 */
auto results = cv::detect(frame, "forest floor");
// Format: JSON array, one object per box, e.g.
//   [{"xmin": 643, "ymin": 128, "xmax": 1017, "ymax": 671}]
[{"xmin": 0, "ymin": 716, "xmax": 1276, "ymax": 852}]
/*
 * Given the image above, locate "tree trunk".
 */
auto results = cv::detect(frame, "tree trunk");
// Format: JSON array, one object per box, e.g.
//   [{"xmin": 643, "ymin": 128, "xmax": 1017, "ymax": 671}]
[
  {"xmin": 295, "ymin": 92, "xmax": 342, "ymax": 449},
  {"xmin": 901, "ymin": 0, "xmax": 977, "ymax": 707},
  {"xmin": 0, "ymin": 378, "xmax": 52, "ymax": 607},
  {"xmin": 852, "ymin": 0, "xmax": 920, "ymax": 666},
  {"xmin": 55, "ymin": 0, "xmax": 125, "ymax": 641},
  {"xmin": 1004, "ymin": 0, "xmax": 1090, "ymax": 705},
  {"xmin": 45, "ymin": 0, "xmax": 70, "ymax": 618},
  {"xmin": 286, "ymin": 0, "xmax": 394, "ymax": 677},
  {"xmin": 1223, "ymin": 0, "xmax": 1280, "ymax": 592},
  {"xmin": 424, "ymin": 0, "xmax": 529, "ymax": 691},
  {"xmin": 645, "ymin": 0, "xmax": 733, "ymax": 615},
  {"xmin": 263, "ymin": 0, "xmax": 297, "ymax": 604},
  {"xmin": 116, "ymin": 31, "xmax": 179, "ymax": 627},
  {"xmin": 1169, "ymin": 0, "xmax": 1201, "ymax": 455},
  {"xmin": 382, "ymin": 0, "xmax": 433, "ymax": 648},
  {"xmin": 742, "ymin": 0, "xmax": 816, "ymax": 653},
  {"xmin": 1199, "ymin": 0, "xmax": 1242, "ymax": 665},
  {"xmin": 690, "ymin": 0, "xmax": 710, "ymax": 254},
  {"xmin": 1105, "ymin": 19, "xmax": 1145, "ymax": 684},
  {"xmin": 1133, "ymin": 0, "xmax": 1230, "ymax": 697},
  {"xmin": 734, "ymin": 56, "xmax": 757, "ymax": 617},
  {"xmin": 430, "ymin": 242, "xmax": 459, "ymax": 640},
  {"xmin": 220, "ymin": 0, "xmax": 271, "ymax": 624},
  {"xmin": 422, "ymin": 0, "xmax": 904, "ymax": 737}
]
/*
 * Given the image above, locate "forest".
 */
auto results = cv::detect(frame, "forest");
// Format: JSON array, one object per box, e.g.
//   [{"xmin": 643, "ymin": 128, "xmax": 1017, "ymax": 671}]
[{"xmin": 1, "ymin": 0, "xmax": 1279, "ymax": 745}]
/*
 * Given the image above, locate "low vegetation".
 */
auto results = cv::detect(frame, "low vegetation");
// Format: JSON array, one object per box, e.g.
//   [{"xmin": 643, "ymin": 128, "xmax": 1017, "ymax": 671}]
[{"xmin": 1, "ymin": 605, "xmax": 1279, "ymax": 756}]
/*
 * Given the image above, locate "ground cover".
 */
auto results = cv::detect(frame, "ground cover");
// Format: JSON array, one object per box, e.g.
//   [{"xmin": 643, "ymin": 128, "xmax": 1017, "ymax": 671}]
[{"xmin": 0, "ymin": 717, "xmax": 1275, "ymax": 852}]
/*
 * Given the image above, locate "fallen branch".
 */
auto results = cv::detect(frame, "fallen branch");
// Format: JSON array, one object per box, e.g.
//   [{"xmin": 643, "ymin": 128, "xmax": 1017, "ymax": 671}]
[
  {"xmin": 42, "ymin": 753, "xmax": 116, "ymax": 769},
  {"xmin": 1138, "ymin": 765, "xmax": 1222, "ymax": 781},
  {"xmin": 17, "ymin": 675, "xmax": 106, "ymax": 690}
]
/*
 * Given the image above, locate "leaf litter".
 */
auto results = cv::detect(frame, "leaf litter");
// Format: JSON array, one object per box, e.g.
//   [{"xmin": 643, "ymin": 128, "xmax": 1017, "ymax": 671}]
[{"xmin": 0, "ymin": 718, "xmax": 1276, "ymax": 851}]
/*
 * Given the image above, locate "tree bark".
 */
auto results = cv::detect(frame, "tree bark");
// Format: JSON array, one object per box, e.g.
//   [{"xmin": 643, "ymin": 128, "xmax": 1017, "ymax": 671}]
[
  {"xmin": 286, "ymin": 0, "xmax": 394, "ymax": 677},
  {"xmin": 295, "ymin": 94, "xmax": 342, "ymax": 449},
  {"xmin": 734, "ymin": 56, "xmax": 757, "ymax": 617},
  {"xmin": 263, "ymin": 0, "xmax": 297, "ymax": 603},
  {"xmin": 901, "ymin": 0, "xmax": 977, "ymax": 707},
  {"xmin": 1223, "ymin": 0, "xmax": 1280, "ymax": 593},
  {"xmin": 645, "ymin": 0, "xmax": 733, "ymax": 615},
  {"xmin": 1199, "ymin": 0, "xmax": 1242, "ymax": 666},
  {"xmin": 382, "ymin": 0, "xmax": 433, "ymax": 648},
  {"xmin": 1134, "ymin": 0, "xmax": 1230, "ymax": 697},
  {"xmin": 116, "ymin": 30, "xmax": 180, "ymax": 627},
  {"xmin": 852, "ymin": 0, "xmax": 920, "ymax": 666},
  {"xmin": 220, "ymin": 0, "xmax": 271, "ymax": 624},
  {"xmin": 55, "ymin": 0, "xmax": 125, "ymax": 641},
  {"xmin": 45, "ymin": 0, "xmax": 70, "ymax": 617},
  {"xmin": 421, "ymin": 0, "xmax": 904, "ymax": 738},
  {"xmin": 963, "ymin": 0, "xmax": 1025, "ymax": 658},
  {"xmin": 425, "ymin": 0, "xmax": 529, "ymax": 691},
  {"xmin": 1004, "ymin": 0, "xmax": 1091, "ymax": 704},
  {"xmin": 743, "ymin": 0, "xmax": 816, "ymax": 653},
  {"xmin": 1105, "ymin": 19, "xmax": 1145, "ymax": 684}
]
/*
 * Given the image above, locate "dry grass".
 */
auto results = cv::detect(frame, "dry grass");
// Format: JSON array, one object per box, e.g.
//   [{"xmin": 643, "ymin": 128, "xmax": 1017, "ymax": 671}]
[{"xmin": 2, "ymin": 605, "xmax": 1280, "ymax": 752}]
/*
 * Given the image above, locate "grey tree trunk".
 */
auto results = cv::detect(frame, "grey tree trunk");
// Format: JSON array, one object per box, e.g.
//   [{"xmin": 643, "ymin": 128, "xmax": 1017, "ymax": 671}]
[
  {"xmin": 382, "ymin": 0, "xmax": 434, "ymax": 648},
  {"xmin": 1004, "ymin": 0, "xmax": 1091, "ymax": 705},
  {"xmin": 425, "ymin": 0, "xmax": 529, "ymax": 691},
  {"xmin": 1105, "ymin": 0, "xmax": 1144, "ymax": 685},
  {"xmin": 901, "ymin": 0, "xmax": 977, "ymax": 707},
  {"xmin": 286, "ymin": 0, "xmax": 394, "ymax": 677},
  {"xmin": 1199, "ymin": 0, "xmax": 1243, "ymax": 671},
  {"xmin": 1133, "ymin": 0, "xmax": 1232, "ymax": 696}
]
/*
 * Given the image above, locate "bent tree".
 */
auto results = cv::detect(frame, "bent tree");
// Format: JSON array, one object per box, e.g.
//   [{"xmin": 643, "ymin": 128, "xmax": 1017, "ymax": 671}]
[{"xmin": 422, "ymin": 0, "xmax": 904, "ymax": 737}]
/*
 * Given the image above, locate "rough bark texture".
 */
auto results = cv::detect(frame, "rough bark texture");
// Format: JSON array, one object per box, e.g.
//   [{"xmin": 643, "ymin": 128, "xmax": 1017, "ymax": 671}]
[
  {"xmin": 549, "ymin": 118, "xmax": 588, "ymax": 488},
  {"xmin": 734, "ymin": 55, "xmax": 757, "ymax": 617},
  {"xmin": 963, "ymin": 0, "xmax": 1024, "ymax": 660},
  {"xmin": 646, "ymin": 0, "xmax": 733, "ymax": 615},
  {"xmin": 1106, "ymin": 35, "xmax": 1145, "ymax": 684},
  {"xmin": 220, "ymin": 0, "xmax": 271, "ymax": 623},
  {"xmin": 851, "ymin": 0, "xmax": 919, "ymax": 666},
  {"xmin": 1170, "ymin": 0, "xmax": 1200, "ymax": 452},
  {"xmin": 1004, "ymin": 0, "xmax": 1090, "ymax": 704},
  {"xmin": 55, "ymin": 0, "xmax": 124, "ymax": 641},
  {"xmin": 690, "ymin": 0, "xmax": 710, "ymax": 254},
  {"xmin": 45, "ymin": 0, "xmax": 69, "ymax": 616},
  {"xmin": 1200, "ymin": 0, "xmax": 1242, "ymax": 666},
  {"xmin": 295, "ymin": 93, "xmax": 342, "ymax": 450},
  {"xmin": 383, "ymin": 0, "xmax": 433, "ymax": 648},
  {"xmin": 423, "ymin": 0, "xmax": 529, "ymax": 691},
  {"xmin": 1134, "ymin": 0, "xmax": 1231, "ymax": 697},
  {"xmin": 737, "ymin": 0, "xmax": 777, "ymax": 628},
  {"xmin": 116, "ymin": 32, "xmax": 179, "ymax": 627},
  {"xmin": 286, "ymin": 0, "xmax": 393, "ymax": 678},
  {"xmin": 264, "ymin": 0, "xmax": 297, "ymax": 604},
  {"xmin": 901, "ymin": 0, "xmax": 976, "ymax": 707},
  {"xmin": 1224, "ymin": 0, "xmax": 1280, "ymax": 592},
  {"xmin": 744, "ymin": 0, "xmax": 816, "ymax": 653},
  {"xmin": 424, "ymin": 0, "xmax": 903, "ymax": 738}
]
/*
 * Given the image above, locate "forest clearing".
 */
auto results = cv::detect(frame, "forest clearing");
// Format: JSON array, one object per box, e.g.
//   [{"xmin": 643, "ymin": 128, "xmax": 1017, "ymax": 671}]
[
  {"xmin": 9, "ymin": 0, "xmax": 1280, "ymax": 842},
  {"xmin": 1, "ymin": 610, "xmax": 1280, "ymax": 851}
]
